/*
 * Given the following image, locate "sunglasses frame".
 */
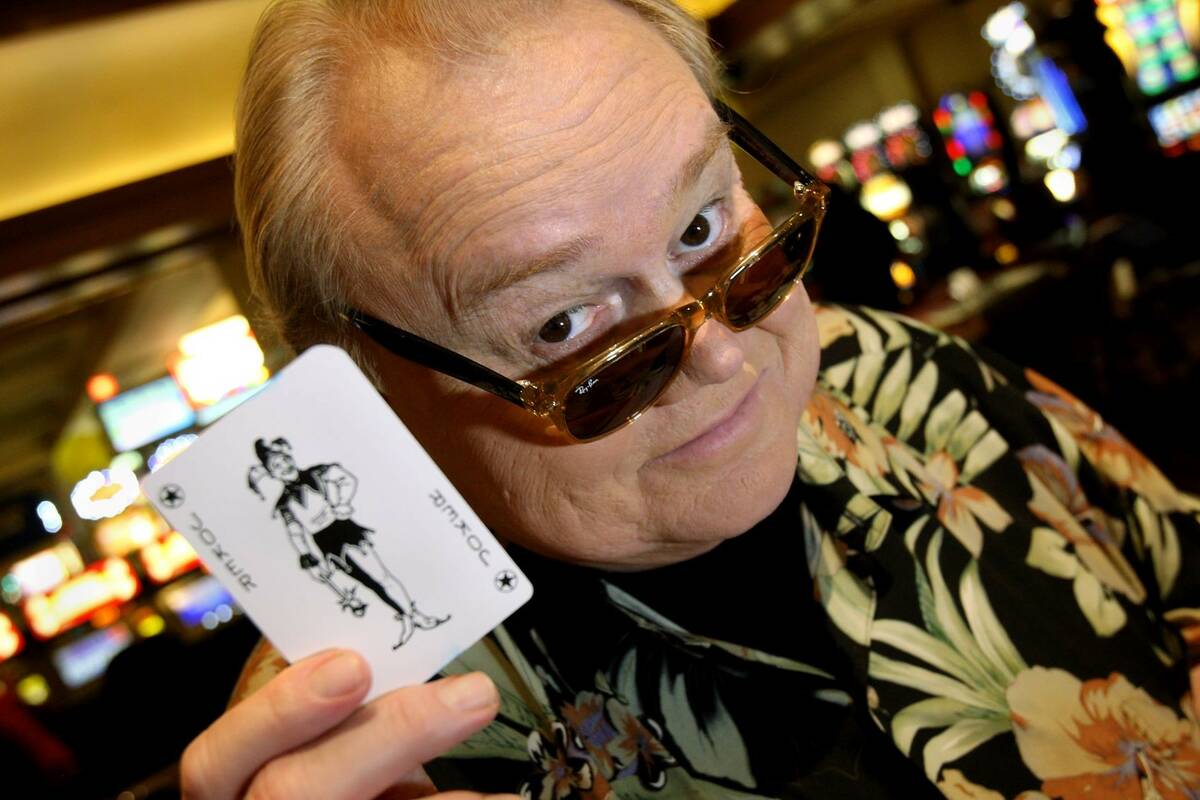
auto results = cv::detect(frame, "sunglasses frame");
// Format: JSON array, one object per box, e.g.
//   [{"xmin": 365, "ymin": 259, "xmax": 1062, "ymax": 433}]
[{"xmin": 344, "ymin": 100, "xmax": 829, "ymax": 442}]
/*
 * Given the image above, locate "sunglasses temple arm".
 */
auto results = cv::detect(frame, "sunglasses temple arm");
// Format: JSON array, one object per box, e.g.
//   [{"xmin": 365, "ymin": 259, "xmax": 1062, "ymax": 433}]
[
  {"xmin": 714, "ymin": 100, "xmax": 822, "ymax": 192},
  {"xmin": 345, "ymin": 312, "xmax": 528, "ymax": 409}
]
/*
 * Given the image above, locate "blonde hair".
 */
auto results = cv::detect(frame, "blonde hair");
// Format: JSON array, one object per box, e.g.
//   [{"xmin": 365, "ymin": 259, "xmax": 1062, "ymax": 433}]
[{"xmin": 235, "ymin": 0, "xmax": 721, "ymax": 369}]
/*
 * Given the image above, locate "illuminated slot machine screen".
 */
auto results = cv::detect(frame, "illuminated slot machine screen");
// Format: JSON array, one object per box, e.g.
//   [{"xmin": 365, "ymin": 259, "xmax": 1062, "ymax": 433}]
[
  {"xmin": 140, "ymin": 531, "xmax": 201, "ymax": 585},
  {"xmin": 1097, "ymin": 0, "xmax": 1200, "ymax": 96},
  {"xmin": 23, "ymin": 558, "xmax": 141, "ymax": 640},
  {"xmin": 8, "ymin": 542, "xmax": 85, "ymax": 599},
  {"xmin": 96, "ymin": 376, "xmax": 196, "ymax": 453},
  {"xmin": 51, "ymin": 623, "xmax": 133, "ymax": 689},
  {"xmin": 808, "ymin": 139, "xmax": 856, "ymax": 188},
  {"xmin": 94, "ymin": 506, "xmax": 169, "ymax": 558},
  {"xmin": 934, "ymin": 92, "xmax": 1010, "ymax": 194},
  {"xmin": 170, "ymin": 315, "xmax": 271, "ymax": 420},
  {"xmin": 1148, "ymin": 84, "xmax": 1200, "ymax": 152},
  {"xmin": 877, "ymin": 102, "xmax": 933, "ymax": 170},
  {"xmin": 158, "ymin": 574, "xmax": 240, "ymax": 639},
  {"xmin": 843, "ymin": 121, "xmax": 888, "ymax": 183}
]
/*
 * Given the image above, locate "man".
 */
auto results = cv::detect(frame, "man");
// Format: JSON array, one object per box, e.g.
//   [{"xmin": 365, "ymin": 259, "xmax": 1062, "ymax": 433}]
[{"xmin": 179, "ymin": 1, "xmax": 1200, "ymax": 798}]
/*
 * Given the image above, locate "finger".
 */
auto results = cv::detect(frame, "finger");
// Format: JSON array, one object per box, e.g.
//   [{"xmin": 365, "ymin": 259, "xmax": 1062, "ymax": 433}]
[
  {"xmin": 246, "ymin": 672, "xmax": 500, "ymax": 800},
  {"xmin": 181, "ymin": 649, "xmax": 370, "ymax": 800}
]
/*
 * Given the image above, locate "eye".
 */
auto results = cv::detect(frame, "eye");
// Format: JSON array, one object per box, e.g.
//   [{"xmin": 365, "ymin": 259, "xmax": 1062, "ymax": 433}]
[
  {"xmin": 677, "ymin": 205, "xmax": 723, "ymax": 252},
  {"xmin": 538, "ymin": 304, "xmax": 598, "ymax": 344}
]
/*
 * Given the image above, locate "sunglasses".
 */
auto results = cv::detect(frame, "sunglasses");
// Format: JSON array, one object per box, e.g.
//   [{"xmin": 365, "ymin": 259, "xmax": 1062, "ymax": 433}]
[{"xmin": 345, "ymin": 100, "xmax": 828, "ymax": 443}]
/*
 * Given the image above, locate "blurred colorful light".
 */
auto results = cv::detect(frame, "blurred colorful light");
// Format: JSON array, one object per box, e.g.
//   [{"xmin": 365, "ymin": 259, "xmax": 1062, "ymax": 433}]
[
  {"xmin": 147, "ymin": 434, "xmax": 197, "ymax": 472},
  {"xmin": 70, "ymin": 467, "xmax": 140, "ymax": 521},
  {"xmin": 135, "ymin": 612, "xmax": 166, "ymax": 638},
  {"xmin": 995, "ymin": 243, "xmax": 1021, "ymax": 264},
  {"xmin": 969, "ymin": 159, "xmax": 1009, "ymax": 194},
  {"xmin": 23, "ymin": 558, "xmax": 140, "ymax": 640},
  {"xmin": 171, "ymin": 315, "xmax": 269, "ymax": 408},
  {"xmin": 809, "ymin": 139, "xmax": 845, "ymax": 169},
  {"xmin": 109, "ymin": 450, "xmax": 145, "ymax": 474},
  {"xmin": 991, "ymin": 197, "xmax": 1018, "ymax": 221},
  {"xmin": 859, "ymin": 173, "xmax": 913, "ymax": 221},
  {"xmin": 1045, "ymin": 168, "xmax": 1078, "ymax": 202},
  {"xmin": 95, "ymin": 506, "xmax": 168, "ymax": 558},
  {"xmin": 0, "ymin": 612, "xmax": 24, "ymax": 661},
  {"xmin": 140, "ymin": 531, "xmax": 201, "ymax": 584},
  {"xmin": 86, "ymin": 373, "xmax": 119, "ymax": 404},
  {"xmin": 35, "ymin": 500, "xmax": 62, "ymax": 534},
  {"xmin": 9, "ymin": 543, "xmax": 84, "ymax": 598},
  {"xmin": 890, "ymin": 260, "xmax": 918, "ymax": 289},
  {"xmin": 16, "ymin": 674, "xmax": 49, "ymax": 706}
]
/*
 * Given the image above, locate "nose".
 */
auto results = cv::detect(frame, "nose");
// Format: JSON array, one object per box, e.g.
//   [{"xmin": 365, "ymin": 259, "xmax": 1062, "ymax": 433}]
[
  {"xmin": 684, "ymin": 315, "xmax": 745, "ymax": 383},
  {"xmin": 629, "ymin": 248, "xmax": 750, "ymax": 409},
  {"xmin": 655, "ymin": 314, "xmax": 746, "ymax": 408}
]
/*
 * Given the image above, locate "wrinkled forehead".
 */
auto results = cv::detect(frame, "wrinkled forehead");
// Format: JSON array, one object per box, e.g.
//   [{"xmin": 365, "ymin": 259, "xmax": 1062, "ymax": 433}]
[{"xmin": 331, "ymin": 2, "xmax": 716, "ymax": 318}]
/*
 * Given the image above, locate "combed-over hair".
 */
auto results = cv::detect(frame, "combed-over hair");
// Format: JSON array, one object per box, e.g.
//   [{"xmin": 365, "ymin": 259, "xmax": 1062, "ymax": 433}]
[{"xmin": 234, "ymin": 0, "xmax": 722, "ymax": 374}]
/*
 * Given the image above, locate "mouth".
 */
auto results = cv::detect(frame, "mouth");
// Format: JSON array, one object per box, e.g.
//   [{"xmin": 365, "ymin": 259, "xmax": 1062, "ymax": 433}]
[{"xmin": 651, "ymin": 371, "xmax": 765, "ymax": 466}]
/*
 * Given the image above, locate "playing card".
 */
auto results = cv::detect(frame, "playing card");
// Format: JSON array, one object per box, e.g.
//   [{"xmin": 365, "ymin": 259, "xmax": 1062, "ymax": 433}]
[{"xmin": 142, "ymin": 345, "xmax": 532, "ymax": 701}]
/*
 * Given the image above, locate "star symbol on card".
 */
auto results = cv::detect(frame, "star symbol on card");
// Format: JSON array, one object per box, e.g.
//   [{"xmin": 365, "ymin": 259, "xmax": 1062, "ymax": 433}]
[
  {"xmin": 494, "ymin": 570, "xmax": 518, "ymax": 593},
  {"xmin": 159, "ymin": 484, "xmax": 185, "ymax": 508}
]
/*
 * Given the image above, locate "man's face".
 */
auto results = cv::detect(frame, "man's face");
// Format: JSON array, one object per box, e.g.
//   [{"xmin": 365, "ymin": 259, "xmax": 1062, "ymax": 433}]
[
  {"xmin": 333, "ymin": 0, "xmax": 820, "ymax": 570},
  {"xmin": 267, "ymin": 452, "xmax": 299, "ymax": 482}
]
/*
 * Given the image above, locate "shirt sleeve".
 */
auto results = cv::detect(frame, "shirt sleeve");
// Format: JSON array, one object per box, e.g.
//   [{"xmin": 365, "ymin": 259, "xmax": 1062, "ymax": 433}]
[
  {"xmin": 1016, "ymin": 364, "xmax": 1200, "ymax": 617},
  {"xmin": 825, "ymin": 304, "xmax": 1200, "ymax": 626}
]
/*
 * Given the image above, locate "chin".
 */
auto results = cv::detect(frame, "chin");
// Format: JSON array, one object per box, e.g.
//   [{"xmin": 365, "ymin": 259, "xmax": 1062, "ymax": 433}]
[
  {"xmin": 719, "ymin": 428, "xmax": 799, "ymax": 539},
  {"xmin": 672, "ymin": 403, "xmax": 804, "ymax": 553}
]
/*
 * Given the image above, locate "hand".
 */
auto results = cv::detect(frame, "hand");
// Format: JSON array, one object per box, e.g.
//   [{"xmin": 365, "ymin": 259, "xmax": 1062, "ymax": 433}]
[
  {"xmin": 299, "ymin": 552, "xmax": 332, "ymax": 583},
  {"xmin": 180, "ymin": 649, "xmax": 514, "ymax": 799}
]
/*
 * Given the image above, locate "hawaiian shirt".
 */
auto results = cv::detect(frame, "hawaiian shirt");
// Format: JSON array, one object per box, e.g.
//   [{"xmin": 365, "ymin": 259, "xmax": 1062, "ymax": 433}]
[{"xmin": 233, "ymin": 304, "xmax": 1200, "ymax": 799}]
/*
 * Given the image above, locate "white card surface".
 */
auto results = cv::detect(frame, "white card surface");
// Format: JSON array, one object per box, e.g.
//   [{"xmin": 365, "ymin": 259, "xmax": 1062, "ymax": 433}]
[{"xmin": 142, "ymin": 345, "xmax": 532, "ymax": 701}]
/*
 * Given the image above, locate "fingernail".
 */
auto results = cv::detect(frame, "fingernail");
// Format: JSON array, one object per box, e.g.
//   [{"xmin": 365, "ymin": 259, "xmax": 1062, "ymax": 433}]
[
  {"xmin": 310, "ymin": 652, "xmax": 366, "ymax": 699},
  {"xmin": 437, "ymin": 672, "xmax": 497, "ymax": 712}
]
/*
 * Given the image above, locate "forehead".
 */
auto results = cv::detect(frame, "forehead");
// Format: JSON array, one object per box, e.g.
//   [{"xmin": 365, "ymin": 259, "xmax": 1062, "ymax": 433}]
[{"xmin": 332, "ymin": 2, "xmax": 717, "ymax": 321}]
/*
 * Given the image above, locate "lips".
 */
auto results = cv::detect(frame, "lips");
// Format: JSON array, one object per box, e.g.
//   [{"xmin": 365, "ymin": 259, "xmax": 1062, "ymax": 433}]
[{"xmin": 653, "ymin": 372, "xmax": 763, "ymax": 465}]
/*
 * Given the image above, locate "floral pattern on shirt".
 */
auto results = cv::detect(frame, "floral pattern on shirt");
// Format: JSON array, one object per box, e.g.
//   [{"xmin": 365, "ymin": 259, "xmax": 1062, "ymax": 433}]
[{"xmin": 1008, "ymin": 667, "xmax": 1200, "ymax": 800}]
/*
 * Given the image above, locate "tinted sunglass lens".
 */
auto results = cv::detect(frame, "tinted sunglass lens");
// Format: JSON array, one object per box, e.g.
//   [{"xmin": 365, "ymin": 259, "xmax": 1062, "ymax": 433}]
[
  {"xmin": 725, "ymin": 215, "xmax": 819, "ymax": 329},
  {"xmin": 562, "ymin": 324, "xmax": 687, "ymax": 440}
]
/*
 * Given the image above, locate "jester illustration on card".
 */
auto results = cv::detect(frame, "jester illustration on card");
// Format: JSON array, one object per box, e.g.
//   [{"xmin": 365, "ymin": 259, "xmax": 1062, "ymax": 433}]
[{"xmin": 247, "ymin": 436, "xmax": 449, "ymax": 649}]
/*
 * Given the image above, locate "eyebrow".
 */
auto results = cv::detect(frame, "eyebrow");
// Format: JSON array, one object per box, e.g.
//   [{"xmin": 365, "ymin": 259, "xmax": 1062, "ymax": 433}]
[
  {"xmin": 669, "ymin": 117, "xmax": 733, "ymax": 207},
  {"xmin": 453, "ymin": 116, "xmax": 733, "ymax": 316}
]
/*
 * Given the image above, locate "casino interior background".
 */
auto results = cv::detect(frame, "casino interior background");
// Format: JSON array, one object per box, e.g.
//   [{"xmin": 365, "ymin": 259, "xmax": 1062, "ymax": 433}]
[{"xmin": 0, "ymin": 0, "xmax": 1198, "ymax": 796}]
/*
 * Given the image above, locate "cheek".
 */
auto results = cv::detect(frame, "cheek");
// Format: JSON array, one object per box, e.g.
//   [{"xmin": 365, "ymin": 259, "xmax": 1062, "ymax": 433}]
[
  {"xmin": 451, "ymin": 425, "xmax": 657, "ymax": 565},
  {"xmin": 761, "ymin": 282, "xmax": 820, "ymax": 412},
  {"xmin": 732, "ymin": 191, "xmax": 819, "ymax": 403},
  {"xmin": 378, "ymin": 355, "xmax": 649, "ymax": 559}
]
